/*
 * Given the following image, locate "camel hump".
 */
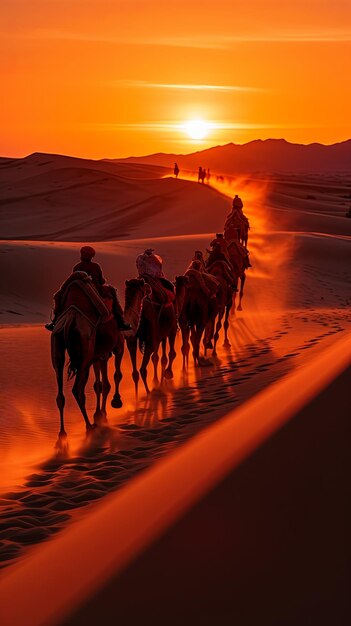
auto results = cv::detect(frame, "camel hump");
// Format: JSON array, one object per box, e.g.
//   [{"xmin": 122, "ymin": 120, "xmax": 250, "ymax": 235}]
[
  {"xmin": 207, "ymin": 260, "xmax": 235, "ymax": 285},
  {"xmin": 185, "ymin": 268, "xmax": 219, "ymax": 296},
  {"xmin": 73, "ymin": 280, "xmax": 112, "ymax": 320},
  {"xmin": 207, "ymin": 259, "xmax": 230, "ymax": 273},
  {"xmin": 141, "ymin": 274, "xmax": 175, "ymax": 305},
  {"xmin": 58, "ymin": 274, "xmax": 112, "ymax": 323}
]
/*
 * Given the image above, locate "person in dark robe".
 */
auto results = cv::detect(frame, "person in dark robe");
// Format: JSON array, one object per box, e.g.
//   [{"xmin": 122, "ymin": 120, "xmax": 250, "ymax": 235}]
[{"xmin": 45, "ymin": 246, "xmax": 131, "ymax": 331}]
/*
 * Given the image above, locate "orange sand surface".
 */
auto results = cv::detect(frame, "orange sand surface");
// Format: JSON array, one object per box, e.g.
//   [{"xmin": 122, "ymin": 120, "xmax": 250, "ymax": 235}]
[
  {"xmin": 0, "ymin": 160, "xmax": 350, "ymax": 584},
  {"xmin": 0, "ymin": 331, "xmax": 350, "ymax": 626}
]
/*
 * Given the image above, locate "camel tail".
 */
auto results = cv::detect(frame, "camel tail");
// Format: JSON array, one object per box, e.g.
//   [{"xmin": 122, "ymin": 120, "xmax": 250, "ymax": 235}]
[
  {"xmin": 67, "ymin": 360, "xmax": 77, "ymax": 380},
  {"xmin": 136, "ymin": 317, "xmax": 147, "ymax": 354},
  {"xmin": 188, "ymin": 298, "xmax": 196, "ymax": 329},
  {"xmin": 138, "ymin": 339, "xmax": 146, "ymax": 355}
]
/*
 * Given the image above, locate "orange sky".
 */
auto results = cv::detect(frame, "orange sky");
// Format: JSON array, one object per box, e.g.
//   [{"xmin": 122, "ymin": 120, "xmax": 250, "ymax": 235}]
[{"xmin": 1, "ymin": 0, "xmax": 351, "ymax": 158}]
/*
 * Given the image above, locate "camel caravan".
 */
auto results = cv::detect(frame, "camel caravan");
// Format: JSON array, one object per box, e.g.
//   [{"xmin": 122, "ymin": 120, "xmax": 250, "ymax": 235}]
[{"xmin": 48, "ymin": 195, "xmax": 251, "ymax": 437}]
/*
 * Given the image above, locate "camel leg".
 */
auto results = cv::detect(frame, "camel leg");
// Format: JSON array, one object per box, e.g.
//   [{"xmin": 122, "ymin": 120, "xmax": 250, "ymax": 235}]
[
  {"xmin": 127, "ymin": 335, "xmax": 139, "ymax": 397},
  {"xmin": 160, "ymin": 338, "xmax": 167, "ymax": 382},
  {"xmin": 190, "ymin": 327, "xmax": 197, "ymax": 365},
  {"xmin": 93, "ymin": 361, "xmax": 103, "ymax": 423},
  {"xmin": 231, "ymin": 277, "xmax": 239, "ymax": 316},
  {"xmin": 151, "ymin": 347, "xmax": 160, "ymax": 387},
  {"xmin": 223, "ymin": 300, "xmax": 233, "ymax": 346},
  {"xmin": 213, "ymin": 309, "xmax": 225, "ymax": 355},
  {"xmin": 191, "ymin": 325, "xmax": 203, "ymax": 366},
  {"xmin": 72, "ymin": 363, "xmax": 93, "ymax": 431},
  {"xmin": 180, "ymin": 325, "xmax": 190, "ymax": 370},
  {"xmin": 237, "ymin": 274, "xmax": 246, "ymax": 311},
  {"xmin": 112, "ymin": 334, "xmax": 124, "ymax": 408},
  {"xmin": 51, "ymin": 333, "xmax": 67, "ymax": 438},
  {"xmin": 56, "ymin": 367, "xmax": 66, "ymax": 438},
  {"xmin": 140, "ymin": 345, "xmax": 153, "ymax": 394},
  {"xmin": 99, "ymin": 359, "xmax": 111, "ymax": 421},
  {"xmin": 164, "ymin": 331, "xmax": 176, "ymax": 379},
  {"xmin": 204, "ymin": 318, "xmax": 215, "ymax": 353}
]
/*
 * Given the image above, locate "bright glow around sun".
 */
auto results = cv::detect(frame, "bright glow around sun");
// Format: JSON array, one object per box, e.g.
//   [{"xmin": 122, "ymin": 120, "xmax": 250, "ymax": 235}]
[{"xmin": 185, "ymin": 119, "xmax": 209, "ymax": 140}]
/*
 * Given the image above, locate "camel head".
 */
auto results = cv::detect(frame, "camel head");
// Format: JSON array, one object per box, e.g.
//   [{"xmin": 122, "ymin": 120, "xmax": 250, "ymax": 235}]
[
  {"xmin": 124, "ymin": 278, "xmax": 151, "ymax": 328},
  {"xmin": 175, "ymin": 275, "xmax": 190, "ymax": 315}
]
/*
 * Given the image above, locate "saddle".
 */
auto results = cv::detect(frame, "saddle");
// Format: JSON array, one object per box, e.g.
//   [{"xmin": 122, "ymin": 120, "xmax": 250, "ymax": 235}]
[
  {"xmin": 141, "ymin": 274, "xmax": 175, "ymax": 306},
  {"xmin": 206, "ymin": 259, "xmax": 234, "ymax": 285},
  {"xmin": 185, "ymin": 269, "xmax": 220, "ymax": 296},
  {"xmin": 56, "ymin": 272, "xmax": 112, "ymax": 326},
  {"xmin": 227, "ymin": 240, "xmax": 251, "ymax": 270}
]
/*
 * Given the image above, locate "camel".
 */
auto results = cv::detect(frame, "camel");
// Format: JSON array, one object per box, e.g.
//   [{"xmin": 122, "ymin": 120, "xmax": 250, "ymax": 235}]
[
  {"xmin": 226, "ymin": 240, "xmax": 248, "ymax": 311},
  {"xmin": 224, "ymin": 213, "xmax": 249, "ymax": 248},
  {"xmin": 51, "ymin": 276, "xmax": 124, "ymax": 438},
  {"xmin": 123, "ymin": 278, "xmax": 151, "ymax": 397},
  {"xmin": 239, "ymin": 218, "xmax": 249, "ymax": 248},
  {"xmin": 124, "ymin": 278, "xmax": 177, "ymax": 394},
  {"xmin": 204, "ymin": 260, "xmax": 235, "ymax": 352},
  {"xmin": 175, "ymin": 273, "xmax": 217, "ymax": 368}
]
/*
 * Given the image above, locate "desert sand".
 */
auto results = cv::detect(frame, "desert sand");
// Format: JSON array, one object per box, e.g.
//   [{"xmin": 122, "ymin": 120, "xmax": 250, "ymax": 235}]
[{"xmin": 0, "ymin": 154, "xmax": 350, "ymax": 624}]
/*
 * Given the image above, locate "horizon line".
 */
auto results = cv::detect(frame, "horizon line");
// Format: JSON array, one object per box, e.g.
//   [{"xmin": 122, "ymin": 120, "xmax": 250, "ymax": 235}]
[{"xmin": 1, "ymin": 137, "xmax": 351, "ymax": 162}]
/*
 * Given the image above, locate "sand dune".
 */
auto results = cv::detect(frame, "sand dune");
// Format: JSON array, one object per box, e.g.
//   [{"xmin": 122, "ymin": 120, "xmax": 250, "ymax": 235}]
[
  {"xmin": 0, "ymin": 156, "xmax": 350, "ymax": 612},
  {"xmin": 0, "ymin": 157, "xmax": 229, "ymax": 241},
  {"xmin": 0, "ymin": 331, "xmax": 350, "ymax": 626},
  {"xmin": 1, "ymin": 153, "xmax": 350, "ymax": 242}
]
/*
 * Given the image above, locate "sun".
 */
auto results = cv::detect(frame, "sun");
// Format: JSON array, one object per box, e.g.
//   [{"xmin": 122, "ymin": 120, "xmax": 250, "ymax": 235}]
[{"xmin": 185, "ymin": 119, "xmax": 209, "ymax": 140}]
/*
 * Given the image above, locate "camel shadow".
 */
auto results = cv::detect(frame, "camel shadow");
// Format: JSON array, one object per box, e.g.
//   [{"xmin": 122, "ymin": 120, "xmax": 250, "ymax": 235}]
[{"xmin": 1, "ymin": 317, "xmax": 296, "ymax": 572}]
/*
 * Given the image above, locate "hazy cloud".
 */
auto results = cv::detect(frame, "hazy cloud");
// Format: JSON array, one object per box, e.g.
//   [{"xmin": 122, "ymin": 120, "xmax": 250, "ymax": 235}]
[
  {"xmin": 87, "ymin": 121, "xmax": 314, "ymax": 132},
  {"xmin": 4, "ymin": 29, "xmax": 351, "ymax": 47},
  {"xmin": 114, "ymin": 80, "xmax": 265, "ymax": 93}
]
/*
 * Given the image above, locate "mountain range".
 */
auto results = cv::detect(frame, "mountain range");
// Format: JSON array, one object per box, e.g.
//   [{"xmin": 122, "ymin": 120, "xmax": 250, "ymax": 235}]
[{"xmin": 112, "ymin": 138, "xmax": 351, "ymax": 174}]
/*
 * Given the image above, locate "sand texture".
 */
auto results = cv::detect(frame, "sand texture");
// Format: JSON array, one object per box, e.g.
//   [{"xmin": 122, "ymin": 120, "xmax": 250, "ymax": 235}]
[{"xmin": 0, "ymin": 156, "xmax": 350, "ymax": 579}]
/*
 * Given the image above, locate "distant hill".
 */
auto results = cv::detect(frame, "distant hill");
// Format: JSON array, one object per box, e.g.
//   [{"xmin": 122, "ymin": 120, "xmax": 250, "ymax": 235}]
[
  {"xmin": 0, "ymin": 152, "xmax": 230, "ymax": 241},
  {"xmin": 111, "ymin": 139, "xmax": 351, "ymax": 174},
  {"xmin": 1, "ymin": 146, "xmax": 350, "ymax": 242}
]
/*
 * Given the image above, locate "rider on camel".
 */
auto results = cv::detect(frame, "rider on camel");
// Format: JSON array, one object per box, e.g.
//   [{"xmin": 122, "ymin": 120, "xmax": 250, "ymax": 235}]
[
  {"xmin": 210, "ymin": 233, "xmax": 231, "ymax": 262},
  {"xmin": 136, "ymin": 248, "xmax": 175, "ymax": 305},
  {"xmin": 185, "ymin": 260, "xmax": 220, "ymax": 299},
  {"xmin": 232, "ymin": 194, "xmax": 243, "ymax": 210},
  {"xmin": 192, "ymin": 250, "xmax": 207, "ymax": 271},
  {"xmin": 206, "ymin": 242, "xmax": 237, "ymax": 288},
  {"xmin": 232, "ymin": 194, "xmax": 250, "ymax": 227},
  {"xmin": 45, "ymin": 246, "xmax": 131, "ymax": 331}
]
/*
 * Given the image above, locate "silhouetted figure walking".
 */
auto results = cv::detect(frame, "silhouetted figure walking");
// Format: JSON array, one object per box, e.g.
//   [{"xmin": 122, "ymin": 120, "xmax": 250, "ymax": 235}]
[
  {"xmin": 198, "ymin": 166, "xmax": 203, "ymax": 183},
  {"xmin": 206, "ymin": 168, "xmax": 211, "ymax": 183},
  {"xmin": 174, "ymin": 162, "xmax": 179, "ymax": 178}
]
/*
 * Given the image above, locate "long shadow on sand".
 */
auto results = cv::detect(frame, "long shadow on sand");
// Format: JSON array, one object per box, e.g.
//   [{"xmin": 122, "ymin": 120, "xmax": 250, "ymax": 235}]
[{"xmin": 1, "ymin": 319, "xmax": 343, "ymax": 570}]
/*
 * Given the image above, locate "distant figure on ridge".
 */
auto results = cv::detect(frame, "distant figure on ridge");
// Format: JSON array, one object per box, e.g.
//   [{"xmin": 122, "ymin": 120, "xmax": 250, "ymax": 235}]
[
  {"xmin": 45, "ymin": 246, "xmax": 131, "ymax": 331},
  {"xmin": 206, "ymin": 168, "xmax": 211, "ymax": 184},
  {"xmin": 198, "ymin": 166, "xmax": 203, "ymax": 183},
  {"xmin": 174, "ymin": 162, "xmax": 179, "ymax": 178}
]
